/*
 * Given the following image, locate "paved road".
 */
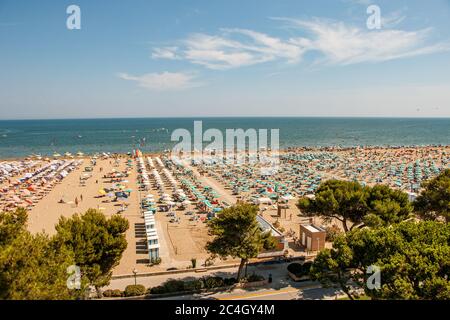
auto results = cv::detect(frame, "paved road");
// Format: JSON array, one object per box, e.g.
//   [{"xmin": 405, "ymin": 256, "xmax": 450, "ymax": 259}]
[
  {"xmin": 108, "ymin": 260, "xmax": 344, "ymax": 301},
  {"xmin": 154, "ymin": 284, "xmax": 344, "ymax": 300}
]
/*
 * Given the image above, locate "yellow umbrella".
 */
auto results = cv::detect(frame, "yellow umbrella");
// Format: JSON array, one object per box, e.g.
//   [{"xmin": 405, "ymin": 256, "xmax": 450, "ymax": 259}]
[{"xmin": 98, "ymin": 189, "xmax": 106, "ymax": 195}]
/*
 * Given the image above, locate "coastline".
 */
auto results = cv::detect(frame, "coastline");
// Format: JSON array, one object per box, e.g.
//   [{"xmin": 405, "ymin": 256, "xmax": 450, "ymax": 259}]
[{"xmin": 1, "ymin": 144, "xmax": 450, "ymax": 161}]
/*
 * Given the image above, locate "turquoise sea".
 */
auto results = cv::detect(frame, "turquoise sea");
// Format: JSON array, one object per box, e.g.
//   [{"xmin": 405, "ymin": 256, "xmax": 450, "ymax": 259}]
[{"xmin": 0, "ymin": 118, "xmax": 449, "ymax": 158}]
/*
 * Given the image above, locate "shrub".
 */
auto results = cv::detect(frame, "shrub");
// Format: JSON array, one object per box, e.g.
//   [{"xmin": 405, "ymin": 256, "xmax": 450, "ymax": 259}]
[
  {"xmin": 163, "ymin": 279, "xmax": 185, "ymax": 292},
  {"xmin": 204, "ymin": 276, "xmax": 224, "ymax": 289},
  {"xmin": 246, "ymin": 274, "xmax": 265, "ymax": 282},
  {"xmin": 111, "ymin": 289, "xmax": 123, "ymax": 297},
  {"xmin": 124, "ymin": 284, "xmax": 146, "ymax": 297},
  {"xmin": 223, "ymin": 277, "xmax": 237, "ymax": 286},
  {"xmin": 150, "ymin": 257, "xmax": 162, "ymax": 265},
  {"xmin": 149, "ymin": 285, "xmax": 167, "ymax": 294},
  {"xmin": 103, "ymin": 289, "xmax": 123, "ymax": 297},
  {"xmin": 184, "ymin": 279, "xmax": 203, "ymax": 291},
  {"xmin": 103, "ymin": 289, "xmax": 113, "ymax": 297}
]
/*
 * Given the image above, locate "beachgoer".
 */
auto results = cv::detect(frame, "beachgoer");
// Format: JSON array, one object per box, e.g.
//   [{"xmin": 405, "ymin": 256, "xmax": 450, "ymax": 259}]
[
  {"xmin": 80, "ymin": 194, "xmax": 83, "ymax": 201},
  {"xmin": 75, "ymin": 197, "xmax": 79, "ymax": 207}
]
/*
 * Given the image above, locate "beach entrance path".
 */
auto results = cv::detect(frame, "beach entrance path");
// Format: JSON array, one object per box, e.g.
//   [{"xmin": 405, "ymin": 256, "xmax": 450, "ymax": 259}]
[{"xmin": 185, "ymin": 163, "xmax": 237, "ymax": 205}]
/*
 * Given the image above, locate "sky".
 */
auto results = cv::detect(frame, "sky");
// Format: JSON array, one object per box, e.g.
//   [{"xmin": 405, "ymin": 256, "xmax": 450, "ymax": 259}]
[{"xmin": 1, "ymin": 0, "xmax": 450, "ymax": 119}]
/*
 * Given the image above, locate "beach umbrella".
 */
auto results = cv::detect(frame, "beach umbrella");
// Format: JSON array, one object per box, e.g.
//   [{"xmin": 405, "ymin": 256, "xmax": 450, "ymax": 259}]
[{"xmin": 98, "ymin": 189, "xmax": 106, "ymax": 195}]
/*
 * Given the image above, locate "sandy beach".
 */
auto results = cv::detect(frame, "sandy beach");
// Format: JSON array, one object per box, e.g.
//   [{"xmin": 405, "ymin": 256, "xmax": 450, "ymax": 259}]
[{"xmin": 1, "ymin": 145, "xmax": 449, "ymax": 276}]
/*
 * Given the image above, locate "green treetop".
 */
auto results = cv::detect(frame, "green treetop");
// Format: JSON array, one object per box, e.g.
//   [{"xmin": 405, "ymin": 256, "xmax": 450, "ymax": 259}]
[{"xmin": 206, "ymin": 203, "xmax": 277, "ymax": 281}]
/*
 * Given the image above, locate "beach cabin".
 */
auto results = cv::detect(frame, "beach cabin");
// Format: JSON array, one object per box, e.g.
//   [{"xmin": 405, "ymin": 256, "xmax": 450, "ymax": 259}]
[
  {"xmin": 144, "ymin": 211, "xmax": 160, "ymax": 261},
  {"xmin": 256, "ymin": 215, "xmax": 289, "ymax": 258},
  {"xmin": 299, "ymin": 224, "xmax": 326, "ymax": 252}
]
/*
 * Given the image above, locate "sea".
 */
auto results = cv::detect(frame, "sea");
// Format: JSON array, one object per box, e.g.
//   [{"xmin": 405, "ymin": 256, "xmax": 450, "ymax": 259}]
[{"xmin": 0, "ymin": 117, "xmax": 449, "ymax": 159}]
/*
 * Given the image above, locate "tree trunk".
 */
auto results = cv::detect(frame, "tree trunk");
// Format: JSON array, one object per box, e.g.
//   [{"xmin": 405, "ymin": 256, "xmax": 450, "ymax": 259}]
[
  {"xmin": 337, "ymin": 270, "xmax": 354, "ymax": 300},
  {"xmin": 237, "ymin": 258, "xmax": 248, "ymax": 281},
  {"xmin": 95, "ymin": 286, "xmax": 103, "ymax": 299},
  {"xmin": 342, "ymin": 219, "xmax": 349, "ymax": 233}
]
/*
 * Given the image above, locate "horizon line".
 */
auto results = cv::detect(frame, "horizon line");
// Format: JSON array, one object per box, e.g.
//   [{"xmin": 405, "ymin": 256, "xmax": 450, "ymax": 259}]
[{"xmin": 2, "ymin": 115, "xmax": 450, "ymax": 121}]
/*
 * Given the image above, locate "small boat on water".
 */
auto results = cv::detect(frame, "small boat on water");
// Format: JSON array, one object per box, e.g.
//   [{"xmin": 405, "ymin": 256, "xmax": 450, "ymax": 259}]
[
  {"xmin": 65, "ymin": 152, "xmax": 73, "ymax": 158},
  {"xmin": 53, "ymin": 152, "xmax": 61, "ymax": 158}
]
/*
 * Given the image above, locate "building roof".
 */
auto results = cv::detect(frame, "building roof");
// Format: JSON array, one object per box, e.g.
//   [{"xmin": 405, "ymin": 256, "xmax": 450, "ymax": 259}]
[
  {"xmin": 256, "ymin": 214, "xmax": 283, "ymax": 237},
  {"xmin": 301, "ymin": 224, "xmax": 326, "ymax": 233}
]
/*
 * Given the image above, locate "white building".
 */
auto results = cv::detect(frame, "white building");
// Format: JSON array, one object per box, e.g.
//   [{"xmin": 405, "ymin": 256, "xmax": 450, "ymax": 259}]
[{"xmin": 144, "ymin": 211, "xmax": 160, "ymax": 261}]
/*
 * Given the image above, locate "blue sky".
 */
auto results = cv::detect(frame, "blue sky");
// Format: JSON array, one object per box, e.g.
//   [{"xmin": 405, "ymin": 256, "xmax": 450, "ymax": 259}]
[{"xmin": 1, "ymin": 0, "xmax": 450, "ymax": 119}]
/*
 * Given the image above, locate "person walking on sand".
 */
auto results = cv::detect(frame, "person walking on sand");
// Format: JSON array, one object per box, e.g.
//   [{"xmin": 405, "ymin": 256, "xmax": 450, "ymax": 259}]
[
  {"xmin": 75, "ymin": 197, "xmax": 79, "ymax": 207},
  {"xmin": 80, "ymin": 194, "xmax": 83, "ymax": 202}
]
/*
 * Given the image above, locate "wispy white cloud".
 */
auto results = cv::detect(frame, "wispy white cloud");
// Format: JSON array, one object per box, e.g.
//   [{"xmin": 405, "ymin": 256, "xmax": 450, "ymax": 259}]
[
  {"xmin": 279, "ymin": 17, "xmax": 450, "ymax": 65},
  {"xmin": 151, "ymin": 16, "xmax": 449, "ymax": 69},
  {"xmin": 151, "ymin": 47, "xmax": 180, "ymax": 60},
  {"xmin": 118, "ymin": 72, "xmax": 201, "ymax": 91},
  {"xmin": 152, "ymin": 28, "xmax": 305, "ymax": 70}
]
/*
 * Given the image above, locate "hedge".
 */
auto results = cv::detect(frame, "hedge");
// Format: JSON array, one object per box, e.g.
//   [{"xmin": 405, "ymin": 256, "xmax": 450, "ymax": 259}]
[
  {"xmin": 124, "ymin": 284, "xmax": 146, "ymax": 297},
  {"xmin": 245, "ymin": 274, "xmax": 265, "ymax": 282},
  {"xmin": 103, "ymin": 289, "xmax": 123, "ymax": 297}
]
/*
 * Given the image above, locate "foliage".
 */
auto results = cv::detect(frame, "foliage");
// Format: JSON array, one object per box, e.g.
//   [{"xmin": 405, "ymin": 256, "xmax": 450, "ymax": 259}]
[
  {"xmin": 0, "ymin": 208, "xmax": 27, "ymax": 247},
  {"xmin": 325, "ymin": 224, "xmax": 342, "ymax": 242},
  {"xmin": 54, "ymin": 209, "xmax": 129, "ymax": 292},
  {"xmin": 206, "ymin": 203, "xmax": 277, "ymax": 280},
  {"xmin": 0, "ymin": 209, "xmax": 83, "ymax": 300},
  {"xmin": 150, "ymin": 257, "xmax": 161, "ymax": 265},
  {"xmin": 245, "ymin": 274, "xmax": 265, "ymax": 282},
  {"xmin": 415, "ymin": 169, "xmax": 450, "ymax": 222},
  {"xmin": 149, "ymin": 285, "xmax": 167, "ymax": 294},
  {"xmin": 366, "ymin": 185, "xmax": 412, "ymax": 224},
  {"xmin": 103, "ymin": 289, "xmax": 123, "ymax": 297},
  {"xmin": 184, "ymin": 279, "xmax": 203, "ymax": 291},
  {"xmin": 223, "ymin": 277, "xmax": 237, "ymax": 286},
  {"xmin": 287, "ymin": 262, "xmax": 313, "ymax": 278},
  {"xmin": 124, "ymin": 284, "xmax": 146, "ymax": 297},
  {"xmin": 298, "ymin": 180, "xmax": 412, "ymax": 232},
  {"xmin": 310, "ymin": 221, "xmax": 450, "ymax": 300},
  {"xmin": 148, "ymin": 276, "xmax": 240, "ymax": 295},
  {"xmin": 204, "ymin": 276, "xmax": 224, "ymax": 289}
]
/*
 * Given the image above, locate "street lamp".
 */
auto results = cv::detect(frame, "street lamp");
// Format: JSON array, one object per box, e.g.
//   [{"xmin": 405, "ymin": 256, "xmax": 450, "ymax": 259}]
[{"xmin": 132, "ymin": 268, "xmax": 138, "ymax": 286}]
